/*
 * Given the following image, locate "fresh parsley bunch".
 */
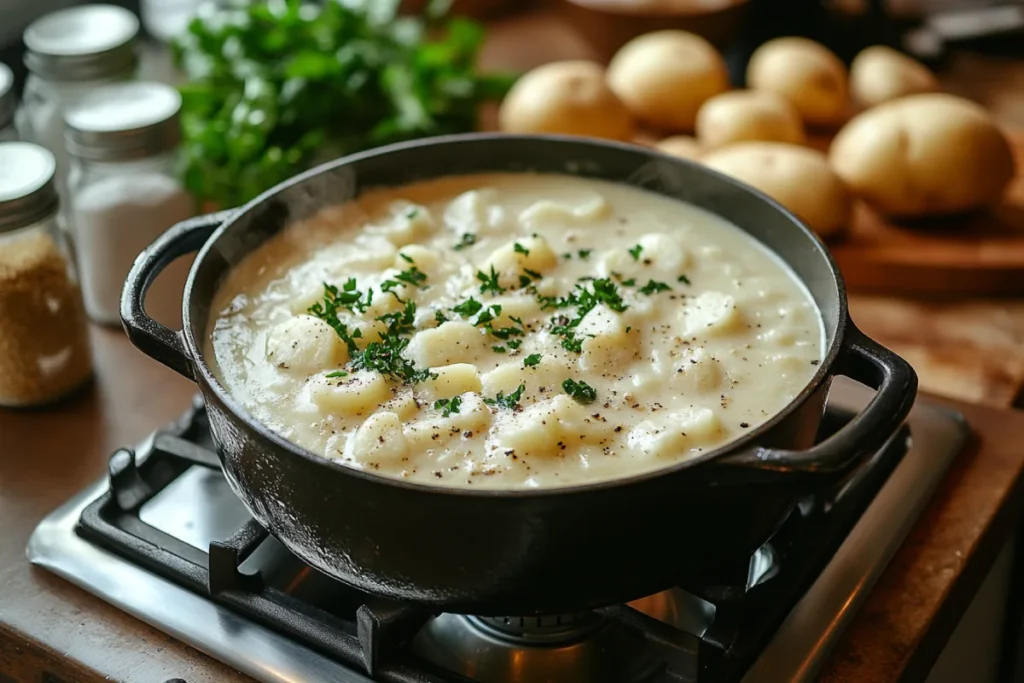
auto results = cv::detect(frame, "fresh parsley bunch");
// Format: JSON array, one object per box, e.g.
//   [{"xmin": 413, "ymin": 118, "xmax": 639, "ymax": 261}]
[{"xmin": 172, "ymin": 0, "xmax": 515, "ymax": 207}]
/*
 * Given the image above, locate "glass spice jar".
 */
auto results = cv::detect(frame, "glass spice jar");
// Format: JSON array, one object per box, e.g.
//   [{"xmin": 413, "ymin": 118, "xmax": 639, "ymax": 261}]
[
  {"xmin": 0, "ymin": 63, "xmax": 17, "ymax": 142},
  {"xmin": 0, "ymin": 142, "xmax": 92, "ymax": 407},
  {"xmin": 15, "ymin": 5, "xmax": 139, "ymax": 195},
  {"xmin": 65, "ymin": 81, "xmax": 195, "ymax": 327}
]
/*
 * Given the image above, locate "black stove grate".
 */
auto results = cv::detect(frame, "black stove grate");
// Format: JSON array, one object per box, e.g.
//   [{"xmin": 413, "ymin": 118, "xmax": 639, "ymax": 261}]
[{"xmin": 76, "ymin": 399, "xmax": 909, "ymax": 683}]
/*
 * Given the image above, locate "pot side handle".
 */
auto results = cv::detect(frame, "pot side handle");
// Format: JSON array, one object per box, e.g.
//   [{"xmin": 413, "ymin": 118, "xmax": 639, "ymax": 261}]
[
  {"xmin": 120, "ymin": 211, "xmax": 233, "ymax": 381},
  {"xmin": 721, "ymin": 323, "xmax": 918, "ymax": 476}
]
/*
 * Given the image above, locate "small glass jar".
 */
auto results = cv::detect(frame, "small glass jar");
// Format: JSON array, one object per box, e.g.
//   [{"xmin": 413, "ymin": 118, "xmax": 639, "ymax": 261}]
[
  {"xmin": 0, "ymin": 142, "xmax": 92, "ymax": 407},
  {"xmin": 66, "ymin": 82, "xmax": 195, "ymax": 327},
  {"xmin": 0, "ymin": 63, "xmax": 17, "ymax": 142},
  {"xmin": 15, "ymin": 5, "xmax": 139, "ymax": 194}
]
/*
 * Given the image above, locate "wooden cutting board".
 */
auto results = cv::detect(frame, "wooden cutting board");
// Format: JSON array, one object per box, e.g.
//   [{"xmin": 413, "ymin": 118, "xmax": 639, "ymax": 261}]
[{"xmin": 825, "ymin": 131, "xmax": 1024, "ymax": 298}]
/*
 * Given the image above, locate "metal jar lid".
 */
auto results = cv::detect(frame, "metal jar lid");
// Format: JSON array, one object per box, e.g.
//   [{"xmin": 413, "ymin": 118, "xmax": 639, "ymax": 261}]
[
  {"xmin": 0, "ymin": 143, "xmax": 58, "ymax": 233},
  {"xmin": 23, "ymin": 5, "xmax": 139, "ymax": 82},
  {"xmin": 64, "ymin": 82, "xmax": 182, "ymax": 161},
  {"xmin": 0, "ymin": 63, "xmax": 15, "ymax": 130}
]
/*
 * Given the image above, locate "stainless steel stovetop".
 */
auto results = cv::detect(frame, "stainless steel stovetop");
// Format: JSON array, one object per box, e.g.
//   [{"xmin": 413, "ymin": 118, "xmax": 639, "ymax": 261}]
[{"xmin": 27, "ymin": 379, "xmax": 968, "ymax": 683}]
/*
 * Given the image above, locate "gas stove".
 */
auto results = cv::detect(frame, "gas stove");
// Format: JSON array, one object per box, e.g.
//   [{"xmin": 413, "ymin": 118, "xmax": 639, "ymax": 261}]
[{"xmin": 28, "ymin": 379, "xmax": 967, "ymax": 683}]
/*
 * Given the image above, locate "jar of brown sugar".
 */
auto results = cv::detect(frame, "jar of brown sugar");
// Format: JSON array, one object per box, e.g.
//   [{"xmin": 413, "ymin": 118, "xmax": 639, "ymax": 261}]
[{"xmin": 0, "ymin": 142, "xmax": 92, "ymax": 406}]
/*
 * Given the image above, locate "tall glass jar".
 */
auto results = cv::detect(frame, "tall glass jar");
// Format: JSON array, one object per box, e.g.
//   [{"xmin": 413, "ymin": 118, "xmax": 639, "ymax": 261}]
[
  {"xmin": 0, "ymin": 142, "xmax": 92, "ymax": 407},
  {"xmin": 0, "ymin": 63, "xmax": 17, "ymax": 142},
  {"xmin": 65, "ymin": 82, "xmax": 195, "ymax": 327},
  {"xmin": 15, "ymin": 5, "xmax": 139, "ymax": 195}
]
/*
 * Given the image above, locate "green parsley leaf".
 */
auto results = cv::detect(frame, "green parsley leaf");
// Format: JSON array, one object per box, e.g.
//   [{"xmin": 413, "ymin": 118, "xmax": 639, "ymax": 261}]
[
  {"xmin": 677, "ymin": 274, "xmax": 692, "ymax": 285},
  {"xmin": 639, "ymin": 280, "xmax": 671, "ymax": 295},
  {"xmin": 492, "ymin": 345, "xmax": 507, "ymax": 353},
  {"xmin": 472, "ymin": 304, "xmax": 502, "ymax": 326},
  {"xmin": 562, "ymin": 378, "xmax": 597, "ymax": 404},
  {"xmin": 399, "ymin": 253, "xmax": 414, "ymax": 263},
  {"xmin": 325, "ymin": 370, "xmax": 348, "ymax": 378},
  {"xmin": 523, "ymin": 353, "xmax": 542, "ymax": 367},
  {"xmin": 453, "ymin": 297, "xmax": 484, "ymax": 317},
  {"xmin": 507, "ymin": 338, "xmax": 522, "ymax": 350},
  {"xmin": 434, "ymin": 310, "xmax": 448, "ymax": 325},
  {"xmin": 523, "ymin": 268, "xmax": 542, "ymax": 280},
  {"xmin": 484, "ymin": 383, "xmax": 526, "ymax": 410},
  {"xmin": 477, "ymin": 266, "xmax": 505, "ymax": 295},
  {"xmin": 434, "ymin": 396, "xmax": 462, "ymax": 417},
  {"xmin": 577, "ymin": 249, "xmax": 592, "ymax": 259},
  {"xmin": 628, "ymin": 244, "xmax": 643, "ymax": 261},
  {"xmin": 454, "ymin": 233, "xmax": 477, "ymax": 251},
  {"xmin": 622, "ymin": 278, "xmax": 636, "ymax": 287},
  {"xmin": 394, "ymin": 266, "xmax": 428, "ymax": 289},
  {"xmin": 514, "ymin": 242, "xmax": 530, "ymax": 256},
  {"xmin": 562, "ymin": 252, "xmax": 573, "ymax": 259}
]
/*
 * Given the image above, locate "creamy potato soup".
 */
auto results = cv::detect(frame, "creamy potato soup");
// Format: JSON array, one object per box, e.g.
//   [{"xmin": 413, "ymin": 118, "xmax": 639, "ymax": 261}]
[{"xmin": 208, "ymin": 173, "xmax": 823, "ymax": 489}]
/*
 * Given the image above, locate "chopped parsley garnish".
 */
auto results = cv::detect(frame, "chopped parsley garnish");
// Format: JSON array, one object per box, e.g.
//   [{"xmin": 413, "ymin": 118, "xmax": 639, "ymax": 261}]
[
  {"xmin": 434, "ymin": 396, "xmax": 462, "ymax": 417},
  {"xmin": 577, "ymin": 249, "xmax": 592, "ymax": 259},
  {"xmin": 394, "ymin": 265, "xmax": 428, "ymax": 289},
  {"xmin": 514, "ymin": 242, "xmax": 530, "ymax": 256},
  {"xmin": 434, "ymin": 310, "xmax": 448, "ymax": 325},
  {"xmin": 484, "ymin": 383, "xmax": 526, "ymax": 410},
  {"xmin": 399, "ymin": 253, "xmax": 414, "ymax": 264},
  {"xmin": 454, "ymin": 233, "xmax": 477, "ymax": 251},
  {"xmin": 308, "ymin": 283, "xmax": 365, "ymax": 355},
  {"xmin": 472, "ymin": 304, "xmax": 502, "ymax": 326},
  {"xmin": 325, "ymin": 370, "xmax": 348, "ymax": 378},
  {"xmin": 519, "ymin": 274, "xmax": 533, "ymax": 288},
  {"xmin": 350, "ymin": 301, "xmax": 434, "ymax": 384},
  {"xmin": 310, "ymin": 279, "xmax": 374, "ymax": 317},
  {"xmin": 628, "ymin": 244, "xmax": 643, "ymax": 261},
  {"xmin": 311, "ymin": 287, "xmax": 431, "ymax": 384},
  {"xmin": 639, "ymin": 280, "xmax": 671, "ymax": 295},
  {"xmin": 562, "ymin": 252, "xmax": 573, "ymax": 259},
  {"xmin": 507, "ymin": 338, "xmax": 522, "ymax": 350},
  {"xmin": 523, "ymin": 268, "xmax": 542, "ymax": 280},
  {"xmin": 562, "ymin": 378, "xmax": 597, "ymax": 404},
  {"xmin": 523, "ymin": 353, "xmax": 542, "ymax": 367},
  {"xmin": 492, "ymin": 345, "xmax": 507, "ymax": 353},
  {"xmin": 678, "ymin": 274, "xmax": 691, "ymax": 285},
  {"xmin": 405, "ymin": 208, "xmax": 420, "ymax": 220},
  {"xmin": 380, "ymin": 279, "xmax": 405, "ymax": 301},
  {"xmin": 538, "ymin": 277, "xmax": 627, "ymax": 353},
  {"xmin": 453, "ymin": 296, "xmax": 484, "ymax": 317},
  {"xmin": 622, "ymin": 278, "xmax": 636, "ymax": 287},
  {"xmin": 477, "ymin": 266, "xmax": 505, "ymax": 295}
]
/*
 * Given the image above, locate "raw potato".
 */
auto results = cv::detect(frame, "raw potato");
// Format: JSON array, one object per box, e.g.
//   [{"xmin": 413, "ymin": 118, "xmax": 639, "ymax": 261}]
[
  {"xmin": 747, "ymin": 37, "xmax": 848, "ymax": 127},
  {"xmin": 695, "ymin": 90, "xmax": 805, "ymax": 149},
  {"xmin": 655, "ymin": 135, "xmax": 703, "ymax": 160},
  {"xmin": 849, "ymin": 46, "xmax": 938, "ymax": 108},
  {"xmin": 498, "ymin": 60, "xmax": 634, "ymax": 140},
  {"xmin": 829, "ymin": 93, "xmax": 1015, "ymax": 217},
  {"xmin": 702, "ymin": 142, "xmax": 851, "ymax": 239},
  {"xmin": 607, "ymin": 30, "xmax": 729, "ymax": 131}
]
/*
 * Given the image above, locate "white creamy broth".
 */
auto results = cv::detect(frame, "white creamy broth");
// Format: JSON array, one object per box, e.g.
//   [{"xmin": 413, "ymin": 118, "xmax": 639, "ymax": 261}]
[{"xmin": 207, "ymin": 173, "xmax": 824, "ymax": 489}]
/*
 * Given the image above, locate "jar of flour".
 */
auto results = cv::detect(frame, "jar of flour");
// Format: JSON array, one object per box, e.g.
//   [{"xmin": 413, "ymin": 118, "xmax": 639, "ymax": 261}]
[{"xmin": 64, "ymin": 81, "xmax": 195, "ymax": 327}]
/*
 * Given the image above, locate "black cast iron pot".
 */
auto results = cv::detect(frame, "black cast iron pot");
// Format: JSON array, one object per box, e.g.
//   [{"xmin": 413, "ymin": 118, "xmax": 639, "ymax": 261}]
[{"xmin": 121, "ymin": 134, "xmax": 917, "ymax": 616}]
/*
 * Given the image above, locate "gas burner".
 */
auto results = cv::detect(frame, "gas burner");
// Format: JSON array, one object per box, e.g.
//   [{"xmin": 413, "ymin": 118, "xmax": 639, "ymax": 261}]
[
  {"xmin": 28, "ymin": 381, "xmax": 969, "ymax": 683},
  {"xmin": 415, "ymin": 611, "xmax": 667, "ymax": 683}
]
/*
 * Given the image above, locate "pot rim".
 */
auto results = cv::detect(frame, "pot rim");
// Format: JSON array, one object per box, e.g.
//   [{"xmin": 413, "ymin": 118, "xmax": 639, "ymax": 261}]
[{"xmin": 183, "ymin": 132, "xmax": 848, "ymax": 499}]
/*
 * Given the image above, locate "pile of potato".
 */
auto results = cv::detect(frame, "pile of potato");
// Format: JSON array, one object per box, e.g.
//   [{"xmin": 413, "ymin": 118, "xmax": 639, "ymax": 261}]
[{"xmin": 498, "ymin": 33, "xmax": 1017, "ymax": 240}]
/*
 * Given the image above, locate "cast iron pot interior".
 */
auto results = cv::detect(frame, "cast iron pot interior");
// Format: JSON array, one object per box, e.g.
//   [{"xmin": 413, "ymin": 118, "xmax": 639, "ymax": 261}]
[{"xmin": 122, "ymin": 134, "xmax": 917, "ymax": 615}]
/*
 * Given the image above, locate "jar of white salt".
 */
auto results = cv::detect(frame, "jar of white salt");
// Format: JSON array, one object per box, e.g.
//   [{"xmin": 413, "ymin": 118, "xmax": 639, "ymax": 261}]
[
  {"xmin": 65, "ymin": 81, "xmax": 195, "ymax": 327},
  {"xmin": 16, "ymin": 5, "xmax": 139, "ymax": 195}
]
